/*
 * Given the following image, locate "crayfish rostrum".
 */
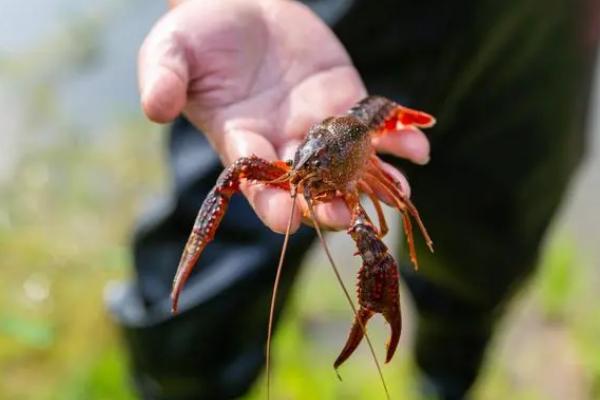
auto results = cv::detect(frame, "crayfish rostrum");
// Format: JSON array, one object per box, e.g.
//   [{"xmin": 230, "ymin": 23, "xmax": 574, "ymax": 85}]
[{"xmin": 171, "ymin": 95, "xmax": 435, "ymax": 383}]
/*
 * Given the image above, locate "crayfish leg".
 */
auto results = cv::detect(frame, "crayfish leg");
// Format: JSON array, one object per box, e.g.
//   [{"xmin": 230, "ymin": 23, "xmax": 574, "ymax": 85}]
[
  {"xmin": 358, "ymin": 180, "xmax": 389, "ymax": 237},
  {"xmin": 363, "ymin": 158, "xmax": 434, "ymax": 265},
  {"xmin": 400, "ymin": 211, "xmax": 419, "ymax": 269}
]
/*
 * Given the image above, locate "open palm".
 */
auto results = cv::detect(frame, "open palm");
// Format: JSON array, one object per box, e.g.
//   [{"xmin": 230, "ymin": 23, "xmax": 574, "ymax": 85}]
[{"xmin": 139, "ymin": 0, "xmax": 430, "ymax": 233}]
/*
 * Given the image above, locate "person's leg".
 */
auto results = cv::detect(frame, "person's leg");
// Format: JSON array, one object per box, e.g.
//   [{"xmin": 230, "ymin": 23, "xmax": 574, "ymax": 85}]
[
  {"xmin": 360, "ymin": 2, "xmax": 599, "ymax": 398},
  {"xmin": 107, "ymin": 118, "xmax": 315, "ymax": 400}
]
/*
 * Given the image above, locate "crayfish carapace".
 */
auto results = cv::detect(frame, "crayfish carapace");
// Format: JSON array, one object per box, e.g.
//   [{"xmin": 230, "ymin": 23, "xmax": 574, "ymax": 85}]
[{"xmin": 170, "ymin": 95, "xmax": 435, "ymax": 397}]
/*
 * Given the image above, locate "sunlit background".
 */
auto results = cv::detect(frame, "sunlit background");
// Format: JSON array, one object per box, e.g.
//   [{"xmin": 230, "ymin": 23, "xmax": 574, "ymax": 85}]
[{"xmin": 1, "ymin": 2, "xmax": 599, "ymax": 399}]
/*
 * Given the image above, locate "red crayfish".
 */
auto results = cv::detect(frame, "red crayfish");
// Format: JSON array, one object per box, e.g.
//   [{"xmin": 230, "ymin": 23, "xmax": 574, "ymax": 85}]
[{"xmin": 170, "ymin": 95, "xmax": 435, "ymax": 397}]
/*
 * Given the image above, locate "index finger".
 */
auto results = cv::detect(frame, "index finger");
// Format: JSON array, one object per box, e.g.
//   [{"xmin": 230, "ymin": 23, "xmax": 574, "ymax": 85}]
[{"xmin": 372, "ymin": 127, "xmax": 431, "ymax": 165}]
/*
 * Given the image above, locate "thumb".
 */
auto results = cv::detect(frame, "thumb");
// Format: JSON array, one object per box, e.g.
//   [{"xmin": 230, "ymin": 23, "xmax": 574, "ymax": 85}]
[{"xmin": 138, "ymin": 22, "xmax": 189, "ymax": 123}]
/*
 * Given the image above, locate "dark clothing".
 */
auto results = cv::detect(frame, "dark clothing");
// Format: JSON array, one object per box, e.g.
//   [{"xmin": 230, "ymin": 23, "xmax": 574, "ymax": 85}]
[{"xmin": 108, "ymin": 1, "xmax": 599, "ymax": 399}]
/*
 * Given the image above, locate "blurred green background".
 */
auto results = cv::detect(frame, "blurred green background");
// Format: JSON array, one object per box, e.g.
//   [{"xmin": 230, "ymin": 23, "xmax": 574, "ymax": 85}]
[{"xmin": 1, "ymin": 2, "xmax": 599, "ymax": 399}]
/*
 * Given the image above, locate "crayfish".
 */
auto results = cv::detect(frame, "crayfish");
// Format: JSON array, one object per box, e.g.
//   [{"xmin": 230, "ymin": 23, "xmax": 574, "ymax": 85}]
[{"xmin": 171, "ymin": 95, "xmax": 435, "ymax": 398}]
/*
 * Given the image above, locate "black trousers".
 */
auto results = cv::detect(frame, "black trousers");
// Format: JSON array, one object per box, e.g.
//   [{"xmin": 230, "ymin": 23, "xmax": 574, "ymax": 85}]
[{"xmin": 108, "ymin": 1, "xmax": 599, "ymax": 399}]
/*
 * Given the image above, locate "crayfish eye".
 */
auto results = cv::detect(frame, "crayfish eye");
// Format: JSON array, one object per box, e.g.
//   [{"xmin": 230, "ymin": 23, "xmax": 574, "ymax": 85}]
[{"xmin": 312, "ymin": 159, "xmax": 321, "ymax": 168}]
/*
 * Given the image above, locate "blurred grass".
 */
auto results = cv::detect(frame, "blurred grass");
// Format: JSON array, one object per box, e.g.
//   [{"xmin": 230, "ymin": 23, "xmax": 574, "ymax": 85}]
[{"xmin": 0, "ymin": 111, "xmax": 164, "ymax": 399}]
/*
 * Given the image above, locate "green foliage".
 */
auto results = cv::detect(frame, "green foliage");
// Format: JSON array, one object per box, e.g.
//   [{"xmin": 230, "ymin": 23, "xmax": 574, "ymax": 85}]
[{"xmin": 534, "ymin": 237, "xmax": 579, "ymax": 320}]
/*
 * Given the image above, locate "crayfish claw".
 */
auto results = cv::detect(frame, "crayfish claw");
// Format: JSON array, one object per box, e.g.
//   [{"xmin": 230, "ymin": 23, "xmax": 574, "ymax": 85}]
[
  {"xmin": 334, "ymin": 308, "xmax": 374, "ymax": 369},
  {"xmin": 339, "ymin": 206, "xmax": 403, "ymax": 366},
  {"xmin": 171, "ymin": 186, "xmax": 229, "ymax": 314},
  {"xmin": 382, "ymin": 301, "xmax": 401, "ymax": 363},
  {"xmin": 170, "ymin": 157, "xmax": 291, "ymax": 314}
]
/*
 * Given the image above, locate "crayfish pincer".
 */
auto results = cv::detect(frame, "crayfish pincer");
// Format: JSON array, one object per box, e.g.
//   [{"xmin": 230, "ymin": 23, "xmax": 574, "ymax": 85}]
[{"xmin": 170, "ymin": 95, "xmax": 435, "ymax": 394}]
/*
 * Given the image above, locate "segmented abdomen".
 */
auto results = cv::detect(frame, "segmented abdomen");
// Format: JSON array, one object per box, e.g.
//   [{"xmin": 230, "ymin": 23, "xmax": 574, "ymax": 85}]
[
  {"xmin": 348, "ymin": 95, "xmax": 435, "ymax": 133},
  {"xmin": 347, "ymin": 96, "xmax": 397, "ymax": 130}
]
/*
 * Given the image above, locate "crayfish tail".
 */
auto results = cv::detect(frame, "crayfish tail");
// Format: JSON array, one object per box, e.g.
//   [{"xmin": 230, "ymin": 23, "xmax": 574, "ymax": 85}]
[
  {"xmin": 349, "ymin": 95, "xmax": 436, "ymax": 134},
  {"xmin": 395, "ymin": 105, "xmax": 436, "ymax": 128}
]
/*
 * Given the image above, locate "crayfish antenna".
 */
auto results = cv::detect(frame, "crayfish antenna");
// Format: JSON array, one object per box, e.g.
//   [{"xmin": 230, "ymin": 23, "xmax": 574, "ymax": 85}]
[
  {"xmin": 304, "ymin": 195, "xmax": 391, "ymax": 400},
  {"xmin": 266, "ymin": 189, "xmax": 298, "ymax": 400}
]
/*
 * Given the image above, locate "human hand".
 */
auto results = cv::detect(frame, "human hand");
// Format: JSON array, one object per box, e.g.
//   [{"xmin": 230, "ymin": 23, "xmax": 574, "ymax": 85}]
[{"xmin": 139, "ymin": 0, "xmax": 430, "ymax": 233}]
